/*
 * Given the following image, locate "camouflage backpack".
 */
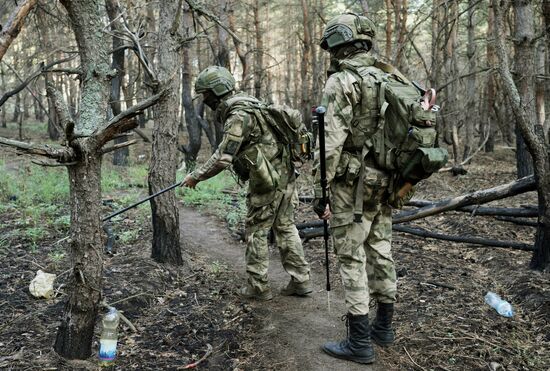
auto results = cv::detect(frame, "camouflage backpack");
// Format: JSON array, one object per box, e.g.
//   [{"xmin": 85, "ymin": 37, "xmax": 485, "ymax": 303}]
[
  {"xmin": 340, "ymin": 59, "xmax": 448, "ymax": 186},
  {"xmin": 221, "ymin": 95, "xmax": 313, "ymax": 164}
]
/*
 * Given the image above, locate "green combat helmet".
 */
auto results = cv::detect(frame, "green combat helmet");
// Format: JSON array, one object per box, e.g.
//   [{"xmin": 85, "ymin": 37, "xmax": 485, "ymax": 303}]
[
  {"xmin": 320, "ymin": 13, "xmax": 376, "ymax": 50},
  {"xmin": 194, "ymin": 66, "xmax": 236, "ymax": 97}
]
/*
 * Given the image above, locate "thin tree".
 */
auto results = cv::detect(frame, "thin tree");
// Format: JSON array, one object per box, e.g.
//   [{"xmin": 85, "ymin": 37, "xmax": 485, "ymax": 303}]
[
  {"xmin": 493, "ymin": 0, "xmax": 550, "ymax": 270},
  {"xmin": 148, "ymin": 0, "xmax": 184, "ymax": 265}
]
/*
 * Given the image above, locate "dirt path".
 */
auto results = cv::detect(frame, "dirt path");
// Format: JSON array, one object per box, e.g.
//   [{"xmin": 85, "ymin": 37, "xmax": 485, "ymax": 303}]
[{"xmin": 180, "ymin": 206, "xmax": 379, "ymax": 371}]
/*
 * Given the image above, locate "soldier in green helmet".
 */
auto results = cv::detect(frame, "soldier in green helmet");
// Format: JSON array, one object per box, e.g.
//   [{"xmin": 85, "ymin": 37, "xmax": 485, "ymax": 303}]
[
  {"xmin": 313, "ymin": 13, "xmax": 398, "ymax": 364},
  {"xmin": 182, "ymin": 66, "xmax": 312, "ymax": 301}
]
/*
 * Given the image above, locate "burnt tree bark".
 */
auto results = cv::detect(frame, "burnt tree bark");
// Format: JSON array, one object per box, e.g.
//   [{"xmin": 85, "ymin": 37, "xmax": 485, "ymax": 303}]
[
  {"xmin": 148, "ymin": 0, "xmax": 183, "ymax": 265},
  {"xmin": 493, "ymin": 0, "xmax": 550, "ymax": 270}
]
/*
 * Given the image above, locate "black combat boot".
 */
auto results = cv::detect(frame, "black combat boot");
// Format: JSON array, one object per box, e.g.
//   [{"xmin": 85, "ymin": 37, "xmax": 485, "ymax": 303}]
[
  {"xmin": 371, "ymin": 302, "xmax": 395, "ymax": 346},
  {"xmin": 322, "ymin": 313, "xmax": 375, "ymax": 364}
]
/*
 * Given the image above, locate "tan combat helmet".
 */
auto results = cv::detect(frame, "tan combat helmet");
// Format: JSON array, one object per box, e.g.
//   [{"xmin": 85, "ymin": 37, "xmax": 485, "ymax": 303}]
[
  {"xmin": 320, "ymin": 13, "xmax": 376, "ymax": 51},
  {"xmin": 194, "ymin": 66, "xmax": 236, "ymax": 97}
]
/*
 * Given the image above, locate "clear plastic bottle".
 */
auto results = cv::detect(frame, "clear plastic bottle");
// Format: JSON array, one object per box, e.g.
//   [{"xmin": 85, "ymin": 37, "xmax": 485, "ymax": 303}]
[
  {"xmin": 484, "ymin": 292, "xmax": 514, "ymax": 318},
  {"xmin": 99, "ymin": 306, "xmax": 120, "ymax": 366}
]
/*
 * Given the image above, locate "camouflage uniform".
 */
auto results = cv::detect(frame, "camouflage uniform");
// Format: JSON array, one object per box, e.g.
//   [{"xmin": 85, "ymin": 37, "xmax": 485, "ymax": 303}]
[
  {"xmin": 190, "ymin": 93, "xmax": 310, "ymax": 294},
  {"xmin": 314, "ymin": 52, "xmax": 397, "ymax": 316}
]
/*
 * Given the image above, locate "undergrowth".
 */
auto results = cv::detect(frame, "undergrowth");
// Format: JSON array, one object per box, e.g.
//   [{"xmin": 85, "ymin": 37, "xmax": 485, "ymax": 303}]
[{"xmin": 178, "ymin": 170, "xmax": 247, "ymax": 232}]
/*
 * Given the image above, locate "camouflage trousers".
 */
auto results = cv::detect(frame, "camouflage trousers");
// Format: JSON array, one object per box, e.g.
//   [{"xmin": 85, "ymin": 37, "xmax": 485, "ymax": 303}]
[
  {"xmin": 245, "ymin": 179, "xmax": 310, "ymax": 292},
  {"xmin": 330, "ymin": 168, "xmax": 397, "ymax": 315}
]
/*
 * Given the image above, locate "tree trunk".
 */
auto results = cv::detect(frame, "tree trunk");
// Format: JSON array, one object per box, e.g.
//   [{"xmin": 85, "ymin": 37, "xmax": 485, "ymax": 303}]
[
  {"xmin": 463, "ymin": 0, "xmax": 477, "ymax": 161},
  {"xmin": 544, "ymin": 0, "xmax": 550, "ymax": 141},
  {"xmin": 485, "ymin": 3, "xmax": 497, "ymax": 152},
  {"xmin": 216, "ymin": 0, "xmax": 230, "ymax": 68},
  {"xmin": 148, "ymin": 0, "xmax": 183, "ymax": 265},
  {"xmin": 513, "ymin": 0, "xmax": 536, "ymax": 177},
  {"xmin": 106, "ymin": 0, "xmax": 128, "ymax": 166},
  {"xmin": 54, "ymin": 0, "xmax": 112, "ymax": 359},
  {"xmin": 54, "ymin": 153, "xmax": 103, "ymax": 358},
  {"xmin": 0, "ymin": 65, "xmax": 6, "ymax": 128},
  {"xmin": 253, "ymin": 0, "xmax": 263, "ymax": 99},
  {"xmin": 385, "ymin": 0, "xmax": 392, "ymax": 59},
  {"xmin": 228, "ymin": 1, "xmax": 249, "ymax": 90},
  {"xmin": 180, "ymin": 5, "xmax": 206, "ymax": 171},
  {"xmin": 300, "ymin": 0, "xmax": 312, "ymax": 130},
  {"xmin": 493, "ymin": 0, "xmax": 550, "ymax": 270}
]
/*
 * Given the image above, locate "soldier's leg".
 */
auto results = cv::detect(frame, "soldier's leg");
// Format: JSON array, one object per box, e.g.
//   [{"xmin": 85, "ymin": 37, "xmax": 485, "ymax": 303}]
[
  {"xmin": 364, "ymin": 203, "xmax": 396, "ymax": 346},
  {"xmin": 364, "ymin": 203, "xmax": 396, "ymax": 304},
  {"xmin": 245, "ymin": 193, "xmax": 280, "ymax": 294},
  {"xmin": 322, "ymin": 182, "xmax": 375, "ymax": 363},
  {"xmin": 272, "ymin": 180, "xmax": 310, "ymax": 284}
]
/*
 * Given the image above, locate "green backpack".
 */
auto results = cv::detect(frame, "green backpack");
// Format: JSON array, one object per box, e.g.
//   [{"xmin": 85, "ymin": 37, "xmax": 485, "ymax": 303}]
[
  {"xmin": 222, "ymin": 95, "xmax": 314, "ymax": 164},
  {"xmin": 342, "ymin": 60, "xmax": 448, "ymax": 185}
]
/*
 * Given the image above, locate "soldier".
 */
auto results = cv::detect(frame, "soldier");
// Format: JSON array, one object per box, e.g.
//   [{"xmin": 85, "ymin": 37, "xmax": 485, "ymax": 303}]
[
  {"xmin": 182, "ymin": 66, "xmax": 312, "ymax": 301},
  {"xmin": 313, "ymin": 13, "xmax": 397, "ymax": 364}
]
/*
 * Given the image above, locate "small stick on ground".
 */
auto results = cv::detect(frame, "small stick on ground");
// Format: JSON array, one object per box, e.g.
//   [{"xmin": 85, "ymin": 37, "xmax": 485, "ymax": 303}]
[
  {"xmin": 404, "ymin": 346, "xmax": 427, "ymax": 371},
  {"xmin": 180, "ymin": 343, "xmax": 213, "ymax": 369}
]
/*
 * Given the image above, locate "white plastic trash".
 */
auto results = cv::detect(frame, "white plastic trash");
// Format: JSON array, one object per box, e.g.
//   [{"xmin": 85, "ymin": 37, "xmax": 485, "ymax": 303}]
[{"xmin": 29, "ymin": 270, "xmax": 57, "ymax": 299}]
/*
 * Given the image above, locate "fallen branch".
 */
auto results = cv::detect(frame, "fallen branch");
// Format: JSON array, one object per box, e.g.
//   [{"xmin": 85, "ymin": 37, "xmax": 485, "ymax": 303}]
[
  {"xmin": 297, "ymin": 223, "xmax": 534, "ymax": 250},
  {"xmin": 179, "ymin": 343, "xmax": 213, "ymax": 369},
  {"xmin": 393, "ymin": 175, "xmax": 536, "ymax": 224},
  {"xmin": 494, "ymin": 216, "xmax": 538, "ymax": 227},
  {"xmin": 407, "ymin": 199, "xmax": 538, "ymax": 218},
  {"xmin": 392, "ymin": 225, "xmax": 534, "ymax": 251}
]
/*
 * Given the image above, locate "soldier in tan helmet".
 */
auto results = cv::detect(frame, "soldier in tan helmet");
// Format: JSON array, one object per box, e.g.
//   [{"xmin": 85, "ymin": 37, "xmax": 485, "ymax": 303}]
[
  {"xmin": 182, "ymin": 66, "xmax": 312, "ymax": 301},
  {"xmin": 313, "ymin": 13, "xmax": 398, "ymax": 364}
]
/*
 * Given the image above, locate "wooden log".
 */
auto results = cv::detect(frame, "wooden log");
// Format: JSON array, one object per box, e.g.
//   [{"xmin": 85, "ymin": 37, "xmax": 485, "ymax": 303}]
[
  {"xmin": 392, "ymin": 225, "xmax": 534, "ymax": 251},
  {"xmin": 406, "ymin": 199, "xmax": 538, "ymax": 217},
  {"xmin": 494, "ymin": 216, "xmax": 538, "ymax": 227},
  {"xmin": 298, "ymin": 224, "xmax": 534, "ymax": 251},
  {"xmin": 393, "ymin": 175, "xmax": 536, "ymax": 224}
]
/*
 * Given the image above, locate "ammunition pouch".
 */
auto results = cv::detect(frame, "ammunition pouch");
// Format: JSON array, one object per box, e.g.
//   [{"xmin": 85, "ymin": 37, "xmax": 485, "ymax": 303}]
[{"xmin": 400, "ymin": 147, "xmax": 448, "ymax": 183}]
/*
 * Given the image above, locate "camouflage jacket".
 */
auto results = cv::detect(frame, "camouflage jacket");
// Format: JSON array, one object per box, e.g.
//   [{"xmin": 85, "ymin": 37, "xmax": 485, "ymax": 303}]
[
  {"xmin": 313, "ymin": 51, "xmax": 390, "ymax": 199},
  {"xmin": 190, "ymin": 93, "xmax": 292, "ymax": 203}
]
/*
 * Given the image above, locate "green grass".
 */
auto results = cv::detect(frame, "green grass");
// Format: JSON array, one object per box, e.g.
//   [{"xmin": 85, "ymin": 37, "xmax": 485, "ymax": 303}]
[{"xmin": 179, "ymin": 170, "xmax": 247, "ymax": 230}]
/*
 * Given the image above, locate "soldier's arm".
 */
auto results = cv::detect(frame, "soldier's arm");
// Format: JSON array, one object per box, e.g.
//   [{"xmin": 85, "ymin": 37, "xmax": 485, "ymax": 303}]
[
  {"xmin": 314, "ymin": 74, "xmax": 357, "ymax": 191},
  {"xmin": 189, "ymin": 111, "xmax": 250, "ymax": 182}
]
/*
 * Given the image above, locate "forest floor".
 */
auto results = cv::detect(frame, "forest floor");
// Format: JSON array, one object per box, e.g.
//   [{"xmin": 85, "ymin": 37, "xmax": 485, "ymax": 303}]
[{"xmin": 0, "ymin": 122, "xmax": 549, "ymax": 370}]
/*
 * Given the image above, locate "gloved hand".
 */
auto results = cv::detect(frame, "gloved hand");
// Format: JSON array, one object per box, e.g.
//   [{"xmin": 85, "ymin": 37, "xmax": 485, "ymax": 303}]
[{"xmin": 312, "ymin": 198, "xmax": 331, "ymax": 220}]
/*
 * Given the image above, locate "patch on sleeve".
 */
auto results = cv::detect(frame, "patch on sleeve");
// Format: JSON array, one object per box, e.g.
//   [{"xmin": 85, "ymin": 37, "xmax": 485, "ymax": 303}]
[{"xmin": 223, "ymin": 139, "xmax": 240, "ymax": 155}]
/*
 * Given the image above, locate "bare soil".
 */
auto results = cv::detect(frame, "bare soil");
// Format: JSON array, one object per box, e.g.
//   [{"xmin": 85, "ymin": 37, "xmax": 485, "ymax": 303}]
[{"xmin": 0, "ymin": 143, "xmax": 549, "ymax": 371}]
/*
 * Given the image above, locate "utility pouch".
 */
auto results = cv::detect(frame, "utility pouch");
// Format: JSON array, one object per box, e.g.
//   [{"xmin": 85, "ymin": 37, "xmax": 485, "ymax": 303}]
[
  {"xmin": 335, "ymin": 152, "xmax": 351, "ymax": 179},
  {"xmin": 248, "ymin": 147, "xmax": 281, "ymax": 194},
  {"xmin": 345, "ymin": 155, "xmax": 362, "ymax": 184}
]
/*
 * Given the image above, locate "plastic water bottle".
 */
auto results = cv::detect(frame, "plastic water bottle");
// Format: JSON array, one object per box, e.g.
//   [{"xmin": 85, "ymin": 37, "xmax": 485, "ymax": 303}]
[
  {"xmin": 484, "ymin": 292, "xmax": 514, "ymax": 318},
  {"xmin": 99, "ymin": 306, "xmax": 120, "ymax": 366}
]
